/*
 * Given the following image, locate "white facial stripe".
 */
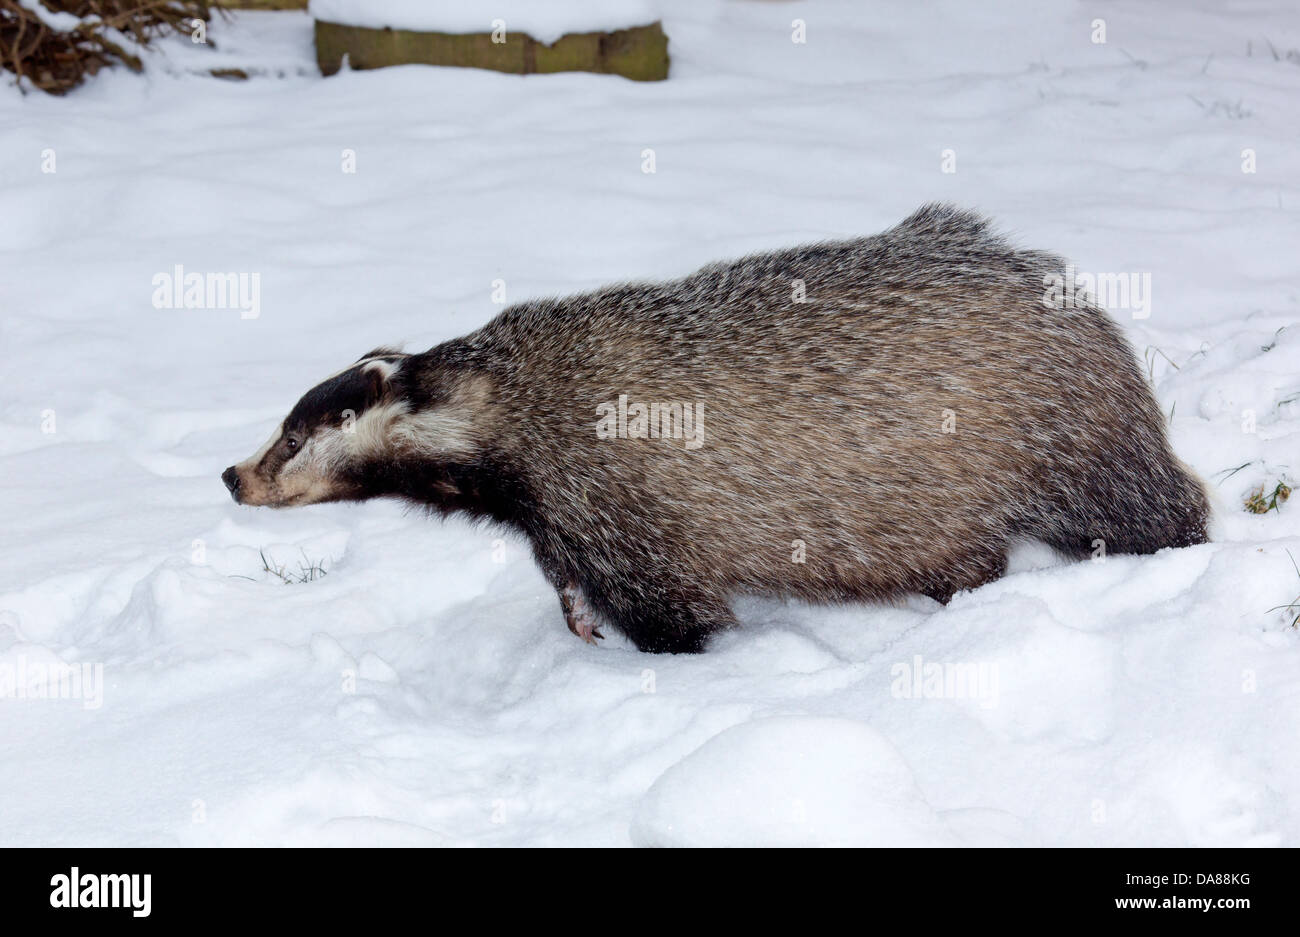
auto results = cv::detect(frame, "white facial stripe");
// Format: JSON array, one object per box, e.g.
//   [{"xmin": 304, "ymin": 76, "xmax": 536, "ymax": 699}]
[
  {"xmin": 278, "ymin": 425, "xmax": 351, "ymax": 476},
  {"xmin": 280, "ymin": 438, "xmax": 311, "ymax": 473},
  {"xmin": 347, "ymin": 400, "xmax": 407, "ymax": 458},
  {"xmin": 261, "ymin": 402, "xmax": 406, "ymax": 485},
  {"xmin": 289, "ymin": 409, "xmax": 397, "ymax": 472},
  {"xmin": 390, "ymin": 407, "xmax": 477, "ymax": 457}
]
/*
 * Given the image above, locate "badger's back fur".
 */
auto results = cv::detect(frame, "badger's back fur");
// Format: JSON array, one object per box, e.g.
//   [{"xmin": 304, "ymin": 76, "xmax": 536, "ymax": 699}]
[{"xmin": 227, "ymin": 204, "xmax": 1209, "ymax": 653}]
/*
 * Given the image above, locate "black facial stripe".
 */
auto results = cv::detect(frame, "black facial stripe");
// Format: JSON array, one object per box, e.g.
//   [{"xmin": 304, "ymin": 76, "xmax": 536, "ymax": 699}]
[
  {"xmin": 285, "ymin": 365, "xmax": 377, "ymax": 434},
  {"xmin": 258, "ymin": 430, "xmax": 296, "ymax": 472}
]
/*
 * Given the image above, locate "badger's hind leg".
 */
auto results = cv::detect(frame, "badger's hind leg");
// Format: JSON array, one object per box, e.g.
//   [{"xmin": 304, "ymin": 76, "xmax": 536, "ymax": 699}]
[{"xmin": 1035, "ymin": 460, "xmax": 1211, "ymax": 560}]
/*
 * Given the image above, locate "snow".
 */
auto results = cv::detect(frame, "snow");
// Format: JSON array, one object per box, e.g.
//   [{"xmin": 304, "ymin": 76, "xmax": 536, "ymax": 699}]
[
  {"xmin": 309, "ymin": 0, "xmax": 659, "ymax": 44},
  {"xmin": 631, "ymin": 716, "xmax": 954, "ymax": 847},
  {"xmin": 16, "ymin": 0, "xmax": 83, "ymax": 33},
  {"xmin": 1, "ymin": 0, "xmax": 1298, "ymax": 846}
]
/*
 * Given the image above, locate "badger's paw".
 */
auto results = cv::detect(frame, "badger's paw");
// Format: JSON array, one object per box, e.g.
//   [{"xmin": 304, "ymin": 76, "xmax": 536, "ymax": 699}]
[{"xmin": 561, "ymin": 583, "xmax": 604, "ymax": 645}]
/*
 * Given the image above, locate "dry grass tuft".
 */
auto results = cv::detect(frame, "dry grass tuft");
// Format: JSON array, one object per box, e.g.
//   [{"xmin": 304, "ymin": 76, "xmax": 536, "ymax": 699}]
[
  {"xmin": 1245, "ymin": 480, "xmax": 1292, "ymax": 515},
  {"xmin": 1, "ymin": 1, "xmax": 221, "ymax": 95}
]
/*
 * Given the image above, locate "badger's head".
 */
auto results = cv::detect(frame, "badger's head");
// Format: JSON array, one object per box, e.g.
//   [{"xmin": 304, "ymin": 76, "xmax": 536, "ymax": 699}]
[{"xmin": 221, "ymin": 346, "xmax": 490, "ymax": 508}]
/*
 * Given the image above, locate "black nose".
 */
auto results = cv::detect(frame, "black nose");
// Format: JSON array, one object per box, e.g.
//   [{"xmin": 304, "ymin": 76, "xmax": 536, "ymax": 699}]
[{"xmin": 222, "ymin": 466, "xmax": 241, "ymax": 499}]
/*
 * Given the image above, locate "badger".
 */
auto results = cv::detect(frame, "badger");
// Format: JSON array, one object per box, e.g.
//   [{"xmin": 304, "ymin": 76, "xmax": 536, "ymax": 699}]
[{"xmin": 223, "ymin": 204, "xmax": 1209, "ymax": 653}]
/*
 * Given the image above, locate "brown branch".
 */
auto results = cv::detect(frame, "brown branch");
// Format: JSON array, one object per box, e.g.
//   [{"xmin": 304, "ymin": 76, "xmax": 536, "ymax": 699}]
[{"xmin": 1, "ymin": 0, "xmax": 226, "ymax": 94}]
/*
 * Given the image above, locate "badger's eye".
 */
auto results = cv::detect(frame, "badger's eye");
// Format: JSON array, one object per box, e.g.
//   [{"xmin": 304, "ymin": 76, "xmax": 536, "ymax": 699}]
[{"xmin": 284, "ymin": 436, "xmax": 300, "ymax": 453}]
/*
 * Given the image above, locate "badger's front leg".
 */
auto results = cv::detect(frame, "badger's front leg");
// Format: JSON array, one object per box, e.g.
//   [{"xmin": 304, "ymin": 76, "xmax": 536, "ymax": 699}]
[
  {"xmin": 533, "ymin": 539, "xmax": 605, "ymax": 644},
  {"xmin": 560, "ymin": 581, "xmax": 603, "ymax": 644}
]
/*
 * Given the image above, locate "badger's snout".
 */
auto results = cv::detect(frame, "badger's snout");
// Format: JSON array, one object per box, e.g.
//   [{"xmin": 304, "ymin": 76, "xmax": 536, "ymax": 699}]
[{"xmin": 221, "ymin": 466, "xmax": 242, "ymax": 502}]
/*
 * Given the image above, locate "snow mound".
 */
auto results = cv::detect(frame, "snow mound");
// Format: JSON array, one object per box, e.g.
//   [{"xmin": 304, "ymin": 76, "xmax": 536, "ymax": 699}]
[
  {"xmin": 632, "ymin": 716, "xmax": 953, "ymax": 847},
  {"xmin": 309, "ymin": 1, "xmax": 659, "ymax": 44}
]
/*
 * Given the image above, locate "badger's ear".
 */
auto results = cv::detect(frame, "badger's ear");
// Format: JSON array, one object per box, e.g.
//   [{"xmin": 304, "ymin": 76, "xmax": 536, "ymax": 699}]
[
  {"xmin": 356, "ymin": 345, "xmax": 403, "ymax": 362},
  {"xmin": 360, "ymin": 358, "xmax": 399, "ymax": 408}
]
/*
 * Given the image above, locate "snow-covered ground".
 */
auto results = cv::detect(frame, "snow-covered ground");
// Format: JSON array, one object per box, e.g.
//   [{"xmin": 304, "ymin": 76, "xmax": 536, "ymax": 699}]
[{"xmin": 1, "ymin": 0, "xmax": 1298, "ymax": 847}]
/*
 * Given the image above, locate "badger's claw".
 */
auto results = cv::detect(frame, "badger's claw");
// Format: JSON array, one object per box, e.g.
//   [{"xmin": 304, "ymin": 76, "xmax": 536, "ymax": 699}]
[
  {"xmin": 570, "ymin": 620, "xmax": 604, "ymax": 645},
  {"xmin": 561, "ymin": 583, "xmax": 603, "ymax": 645}
]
